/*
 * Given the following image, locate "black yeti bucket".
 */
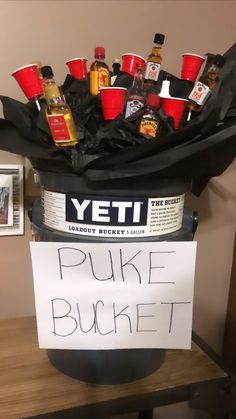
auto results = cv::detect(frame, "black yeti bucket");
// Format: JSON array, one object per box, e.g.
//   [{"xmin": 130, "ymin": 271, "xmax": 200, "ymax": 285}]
[
  {"xmin": 31, "ymin": 171, "xmax": 196, "ymax": 385},
  {"xmin": 36, "ymin": 171, "xmax": 192, "ymax": 240}
]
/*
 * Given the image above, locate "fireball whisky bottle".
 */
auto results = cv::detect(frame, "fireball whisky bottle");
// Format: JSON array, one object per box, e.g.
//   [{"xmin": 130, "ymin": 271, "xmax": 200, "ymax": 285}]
[
  {"xmin": 138, "ymin": 93, "xmax": 162, "ymax": 138},
  {"xmin": 90, "ymin": 47, "xmax": 110, "ymax": 95}
]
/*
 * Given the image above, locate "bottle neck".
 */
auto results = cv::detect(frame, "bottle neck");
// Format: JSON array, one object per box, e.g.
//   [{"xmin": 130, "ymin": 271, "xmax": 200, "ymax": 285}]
[
  {"xmin": 132, "ymin": 69, "xmax": 145, "ymax": 90},
  {"xmin": 146, "ymin": 104, "xmax": 158, "ymax": 112},
  {"xmin": 199, "ymin": 63, "xmax": 221, "ymax": 89},
  {"xmin": 151, "ymin": 44, "xmax": 162, "ymax": 56},
  {"xmin": 207, "ymin": 65, "xmax": 220, "ymax": 89},
  {"xmin": 95, "ymin": 55, "xmax": 105, "ymax": 62},
  {"xmin": 112, "ymin": 63, "xmax": 120, "ymax": 75},
  {"xmin": 43, "ymin": 78, "xmax": 65, "ymax": 105}
]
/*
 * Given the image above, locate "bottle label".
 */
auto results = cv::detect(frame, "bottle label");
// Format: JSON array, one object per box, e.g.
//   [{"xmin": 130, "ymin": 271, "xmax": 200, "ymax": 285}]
[
  {"xmin": 98, "ymin": 68, "xmax": 110, "ymax": 87},
  {"xmin": 110, "ymin": 75, "xmax": 117, "ymax": 86},
  {"xmin": 47, "ymin": 114, "xmax": 71, "ymax": 142},
  {"xmin": 188, "ymin": 81, "xmax": 211, "ymax": 106},
  {"xmin": 125, "ymin": 99, "xmax": 144, "ymax": 117},
  {"xmin": 90, "ymin": 68, "xmax": 110, "ymax": 95},
  {"xmin": 139, "ymin": 120, "xmax": 159, "ymax": 138},
  {"xmin": 145, "ymin": 62, "xmax": 161, "ymax": 81},
  {"xmin": 42, "ymin": 189, "xmax": 185, "ymax": 237}
]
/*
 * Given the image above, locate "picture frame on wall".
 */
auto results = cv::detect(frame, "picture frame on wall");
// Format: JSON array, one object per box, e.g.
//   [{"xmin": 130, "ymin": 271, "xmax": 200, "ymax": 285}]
[{"xmin": 0, "ymin": 165, "xmax": 24, "ymax": 236}]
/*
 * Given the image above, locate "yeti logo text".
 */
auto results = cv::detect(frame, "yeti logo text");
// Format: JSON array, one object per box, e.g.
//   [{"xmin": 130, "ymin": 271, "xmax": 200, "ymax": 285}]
[{"xmin": 70, "ymin": 199, "xmax": 143, "ymax": 223}]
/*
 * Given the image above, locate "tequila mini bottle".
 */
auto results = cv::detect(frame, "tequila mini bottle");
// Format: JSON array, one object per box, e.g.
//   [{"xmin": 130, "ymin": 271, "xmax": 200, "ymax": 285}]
[{"xmin": 41, "ymin": 65, "xmax": 78, "ymax": 147}]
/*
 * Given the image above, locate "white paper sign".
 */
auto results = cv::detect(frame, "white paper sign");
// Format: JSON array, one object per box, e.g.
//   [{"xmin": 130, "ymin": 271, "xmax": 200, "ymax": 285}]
[{"xmin": 30, "ymin": 241, "xmax": 197, "ymax": 350}]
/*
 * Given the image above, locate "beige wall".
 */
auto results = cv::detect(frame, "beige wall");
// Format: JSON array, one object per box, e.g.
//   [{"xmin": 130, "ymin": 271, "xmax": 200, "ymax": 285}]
[{"xmin": 0, "ymin": 0, "xmax": 235, "ymax": 354}]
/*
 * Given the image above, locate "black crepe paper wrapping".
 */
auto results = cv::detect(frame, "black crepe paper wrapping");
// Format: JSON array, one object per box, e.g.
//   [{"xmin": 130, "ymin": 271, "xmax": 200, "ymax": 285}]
[{"xmin": 0, "ymin": 43, "xmax": 236, "ymax": 196}]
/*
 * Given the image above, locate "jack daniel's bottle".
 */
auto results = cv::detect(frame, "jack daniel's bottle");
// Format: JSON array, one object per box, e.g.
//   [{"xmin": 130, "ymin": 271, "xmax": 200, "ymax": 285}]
[{"xmin": 41, "ymin": 65, "xmax": 78, "ymax": 147}]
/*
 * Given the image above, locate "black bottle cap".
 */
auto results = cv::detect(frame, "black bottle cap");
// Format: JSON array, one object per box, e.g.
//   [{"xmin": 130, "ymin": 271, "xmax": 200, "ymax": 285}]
[
  {"xmin": 214, "ymin": 54, "xmax": 225, "ymax": 68},
  {"xmin": 41, "ymin": 65, "xmax": 54, "ymax": 78},
  {"xmin": 154, "ymin": 33, "xmax": 165, "ymax": 45}
]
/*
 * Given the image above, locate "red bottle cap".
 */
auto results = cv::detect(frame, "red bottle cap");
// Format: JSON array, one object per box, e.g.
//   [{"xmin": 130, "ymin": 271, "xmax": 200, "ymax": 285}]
[
  {"xmin": 146, "ymin": 93, "xmax": 160, "ymax": 108},
  {"xmin": 95, "ymin": 46, "xmax": 105, "ymax": 58}
]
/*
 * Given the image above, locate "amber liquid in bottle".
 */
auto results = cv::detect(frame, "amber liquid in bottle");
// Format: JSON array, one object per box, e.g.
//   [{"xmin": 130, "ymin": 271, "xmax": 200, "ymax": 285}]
[
  {"xmin": 90, "ymin": 47, "xmax": 110, "ymax": 95},
  {"xmin": 45, "ymin": 87, "xmax": 78, "ymax": 147},
  {"xmin": 42, "ymin": 66, "xmax": 78, "ymax": 147}
]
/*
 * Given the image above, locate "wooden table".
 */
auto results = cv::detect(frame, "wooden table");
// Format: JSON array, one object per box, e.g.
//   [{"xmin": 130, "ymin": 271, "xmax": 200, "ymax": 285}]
[{"xmin": 0, "ymin": 317, "xmax": 229, "ymax": 419}]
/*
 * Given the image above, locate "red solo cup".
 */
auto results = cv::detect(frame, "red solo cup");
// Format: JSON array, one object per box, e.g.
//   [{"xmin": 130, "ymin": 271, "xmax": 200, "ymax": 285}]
[
  {"xmin": 181, "ymin": 53, "xmax": 205, "ymax": 82},
  {"xmin": 12, "ymin": 64, "xmax": 43, "ymax": 100},
  {"xmin": 161, "ymin": 97, "xmax": 188, "ymax": 129},
  {"xmin": 66, "ymin": 57, "xmax": 88, "ymax": 80},
  {"xmin": 100, "ymin": 87, "xmax": 127, "ymax": 120},
  {"xmin": 121, "ymin": 53, "xmax": 146, "ymax": 76}
]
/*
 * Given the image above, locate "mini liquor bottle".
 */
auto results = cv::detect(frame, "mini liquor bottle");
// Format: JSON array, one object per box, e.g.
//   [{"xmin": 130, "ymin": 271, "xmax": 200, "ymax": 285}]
[
  {"xmin": 111, "ymin": 58, "xmax": 121, "ymax": 85},
  {"xmin": 90, "ymin": 47, "xmax": 110, "ymax": 95},
  {"xmin": 125, "ymin": 62, "xmax": 146, "ymax": 118},
  {"xmin": 188, "ymin": 54, "xmax": 225, "ymax": 112},
  {"xmin": 138, "ymin": 93, "xmax": 162, "ymax": 138},
  {"xmin": 41, "ymin": 65, "xmax": 78, "ymax": 147},
  {"xmin": 145, "ymin": 33, "xmax": 165, "ymax": 86}
]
